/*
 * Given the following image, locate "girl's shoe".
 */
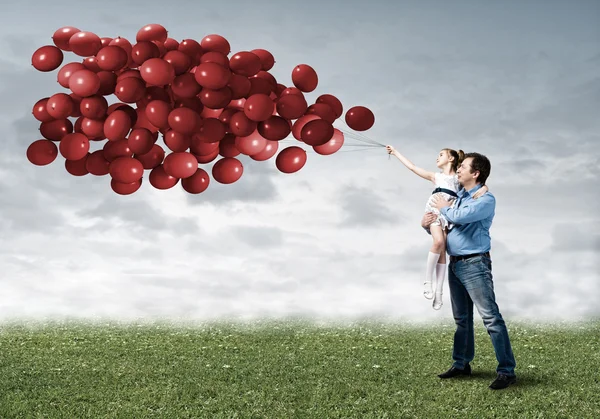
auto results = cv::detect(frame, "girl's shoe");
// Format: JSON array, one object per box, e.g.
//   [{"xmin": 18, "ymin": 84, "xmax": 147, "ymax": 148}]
[{"xmin": 433, "ymin": 294, "xmax": 443, "ymax": 310}]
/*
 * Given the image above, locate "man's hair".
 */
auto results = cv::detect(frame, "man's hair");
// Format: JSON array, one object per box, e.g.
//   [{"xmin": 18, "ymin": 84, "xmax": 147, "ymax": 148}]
[{"xmin": 463, "ymin": 152, "xmax": 491, "ymax": 185}]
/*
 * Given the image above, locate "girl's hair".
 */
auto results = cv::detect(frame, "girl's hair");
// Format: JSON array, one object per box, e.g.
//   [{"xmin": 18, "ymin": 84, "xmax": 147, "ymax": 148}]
[{"xmin": 443, "ymin": 149, "xmax": 465, "ymax": 173}]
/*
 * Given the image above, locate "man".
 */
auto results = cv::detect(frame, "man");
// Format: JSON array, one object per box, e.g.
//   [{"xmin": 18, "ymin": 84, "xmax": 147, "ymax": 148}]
[{"xmin": 421, "ymin": 152, "xmax": 517, "ymax": 390}]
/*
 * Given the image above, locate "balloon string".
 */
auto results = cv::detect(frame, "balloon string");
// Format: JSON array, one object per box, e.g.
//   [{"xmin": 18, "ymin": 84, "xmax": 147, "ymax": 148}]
[
  {"xmin": 341, "ymin": 131, "xmax": 385, "ymax": 147},
  {"xmin": 335, "ymin": 124, "xmax": 386, "ymax": 147}
]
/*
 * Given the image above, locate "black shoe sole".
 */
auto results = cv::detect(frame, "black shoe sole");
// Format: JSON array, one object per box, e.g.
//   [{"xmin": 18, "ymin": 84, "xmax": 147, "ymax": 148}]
[{"xmin": 489, "ymin": 378, "xmax": 517, "ymax": 390}]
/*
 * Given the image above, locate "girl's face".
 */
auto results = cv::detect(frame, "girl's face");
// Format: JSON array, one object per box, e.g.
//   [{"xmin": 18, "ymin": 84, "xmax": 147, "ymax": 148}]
[{"xmin": 436, "ymin": 150, "xmax": 449, "ymax": 168}]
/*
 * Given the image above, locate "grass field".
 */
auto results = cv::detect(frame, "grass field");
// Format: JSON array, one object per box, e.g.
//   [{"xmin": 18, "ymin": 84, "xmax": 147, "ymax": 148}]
[{"xmin": 1, "ymin": 317, "xmax": 599, "ymax": 418}]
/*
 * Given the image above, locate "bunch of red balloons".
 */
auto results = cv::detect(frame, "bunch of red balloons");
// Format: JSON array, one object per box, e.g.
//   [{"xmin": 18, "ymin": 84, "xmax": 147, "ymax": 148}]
[{"xmin": 28, "ymin": 24, "xmax": 376, "ymax": 195}]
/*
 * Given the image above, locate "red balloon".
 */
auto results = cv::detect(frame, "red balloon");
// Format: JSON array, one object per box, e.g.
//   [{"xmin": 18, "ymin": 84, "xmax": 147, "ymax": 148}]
[
  {"xmin": 81, "ymin": 57, "xmax": 101, "ymax": 72},
  {"xmin": 31, "ymin": 45, "xmax": 63, "ymax": 72},
  {"xmin": 52, "ymin": 27, "xmax": 80, "ymax": 51},
  {"xmin": 115, "ymin": 77, "xmax": 146, "ymax": 103},
  {"xmin": 276, "ymin": 94, "xmax": 308, "ymax": 120},
  {"xmin": 137, "ymin": 85, "xmax": 171, "ymax": 108},
  {"xmin": 163, "ymin": 152, "xmax": 197, "ymax": 178},
  {"xmin": 253, "ymin": 71, "xmax": 277, "ymax": 91},
  {"xmin": 190, "ymin": 138, "xmax": 219, "ymax": 156},
  {"xmin": 229, "ymin": 51, "xmax": 262, "ymax": 77},
  {"xmin": 109, "ymin": 156, "xmax": 144, "ymax": 183},
  {"xmin": 345, "ymin": 106, "xmax": 375, "ymax": 131},
  {"xmin": 117, "ymin": 69, "xmax": 141, "ymax": 82},
  {"xmin": 65, "ymin": 154, "xmax": 90, "ymax": 176},
  {"xmin": 104, "ymin": 110, "xmax": 132, "ymax": 141},
  {"xmin": 181, "ymin": 168, "xmax": 210, "ymax": 194},
  {"xmin": 164, "ymin": 38, "xmax": 179, "ymax": 51},
  {"xmin": 100, "ymin": 37, "xmax": 113, "ymax": 47},
  {"xmin": 149, "ymin": 164, "xmax": 179, "ymax": 189},
  {"xmin": 33, "ymin": 98, "xmax": 54, "ymax": 123},
  {"xmin": 306, "ymin": 103, "xmax": 337, "ymax": 124},
  {"xmin": 152, "ymin": 40, "xmax": 167, "ymax": 57},
  {"xmin": 250, "ymin": 140, "xmax": 278, "ymax": 161},
  {"xmin": 194, "ymin": 149, "xmax": 220, "ymax": 163},
  {"xmin": 104, "ymin": 139, "xmax": 133, "ymax": 162},
  {"xmin": 200, "ymin": 106, "xmax": 222, "ymax": 119},
  {"xmin": 135, "ymin": 144, "xmax": 165, "ymax": 169},
  {"xmin": 201, "ymin": 34, "xmax": 231, "ymax": 55},
  {"xmin": 194, "ymin": 62, "xmax": 231, "ymax": 90},
  {"xmin": 140, "ymin": 58, "xmax": 175, "ymax": 86},
  {"xmin": 68, "ymin": 94, "xmax": 83, "ymax": 117},
  {"xmin": 317, "ymin": 94, "xmax": 343, "ymax": 118},
  {"xmin": 229, "ymin": 98, "xmax": 246, "ymax": 111},
  {"xmin": 69, "ymin": 31, "xmax": 102, "ymax": 57},
  {"xmin": 171, "ymin": 73, "xmax": 201, "ymax": 98},
  {"xmin": 164, "ymin": 130, "xmax": 191, "ymax": 152},
  {"xmin": 301, "ymin": 119, "xmax": 334, "ymax": 146},
  {"xmin": 27, "ymin": 139, "xmax": 58, "ymax": 166},
  {"xmin": 292, "ymin": 114, "xmax": 320, "ymax": 140},
  {"xmin": 40, "ymin": 119, "xmax": 73, "ymax": 141},
  {"xmin": 111, "ymin": 178, "xmax": 142, "ymax": 195},
  {"xmin": 168, "ymin": 107, "xmax": 199, "ymax": 134},
  {"xmin": 195, "ymin": 118, "xmax": 225, "ymax": 143},
  {"xmin": 227, "ymin": 74, "xmax": 252, "ymax": 99},
  {"xmin": 131, "ymin": 41, "xmax": 160, "ymax": 66},
  {"xmin": 136, "ymin": 24, "xmax": 168, "ymax": 43},
  {"xmin": 258, "ymin": 116, "xmax": 291, "ymax": 141},
  {"xmin": 59, "ymin": 133, "xmax": 90, "ymax": 160},
  {"xmin": 128, "ymin": 128, "xmax": 155, "ymax": 154},
  {"xmin": 57, "ymin": 62, "xmax": 86, "ymax": 88},
  {"xmin": 80, "ymin": 95, "xmax": 108, "ymax": 119},
  {"xmin": 80, "ymin": 117, "xmax": 105, "ymax": 139},
  {"xmin": 212, "ymin": 157, "xmax": 243, "ymax": 184},
  {"xmin": 199, "ymin": 87, "xmax": 232, "ymax": 109},
  {"xmin": 235, "ymin": 129, "xmax": 267, "ymax": 155},
  {"xmin": 280, "ymin": 87, "xmax": 305, "ymax": 98},
  {"xmin": 217, "ymin": 107, "xmax": 238, "ymax": 129},
  {"xmin": 229, "ymin": 111, "xmax": 257, "ymax": 137},
  {"xmin": 97, "ymin": 71, "xmax": 118, "ymax": 95},
  {"xmin": 145, "ymin": 100, "xmax": 172, "ymax": 129},
  {"xmin": 163, "ymin": 50, "xmax": 192, "ymax": 75},
  {"xmin": 108, "ymin": 104, "xmax": 138, "ymax": 126},
  {"xmin": 219, "ymin": 134, "xmax": 240, "ymax": 157},
  {"xmin": 314, "ymin": 128, "xmax": 344, "ymax": 155},
  {"xmin": 69, "ymin": 69, "xmax": 100, "ymax": 97},
  {"xmin": 250, "ymin": 49, "xmax": 275, "ymax": 71},
  {"xmin": 244, "ymin": 94, "xmax": 274, "ymax": 122},
  {"xmin": 86, "ymin": 150, "xmax": 111, "ymax": 175},
  {"xmin": 109, "ymin": 37, "xmax": 133, "ymax": 57},
  {"xmin": 96, "ymin": 46, "xmax": 128, "ymax": 71},
  {"xmin": 46, "ymin": 93, "xmax": 74, "ymax": 119},
  {"xmin": 247, "ymin": 77, "xmax": 273, "ymax": 97},
  {"xmin": 200, "ymin": 51, "xmax": 229, "ymax": 68},
  {"xmin": 276, "ymin": 146, "xmax": 307, "ymax": 174},
  {"xmin": 292, "ymin": 64, "xmax": 318, "ymax": 92}
]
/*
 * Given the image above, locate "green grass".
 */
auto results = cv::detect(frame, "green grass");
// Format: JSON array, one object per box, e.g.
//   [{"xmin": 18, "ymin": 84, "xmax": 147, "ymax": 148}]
[{"xmin": 1, "ymin": 317, "xmax": 599, "ymax": 418}]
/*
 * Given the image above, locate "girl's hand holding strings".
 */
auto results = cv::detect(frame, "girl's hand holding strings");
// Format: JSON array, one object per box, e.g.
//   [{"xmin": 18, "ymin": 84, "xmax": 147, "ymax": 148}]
[{"xmin": 386, "ymin": 145, "xmax": 396, "ymax": 154}]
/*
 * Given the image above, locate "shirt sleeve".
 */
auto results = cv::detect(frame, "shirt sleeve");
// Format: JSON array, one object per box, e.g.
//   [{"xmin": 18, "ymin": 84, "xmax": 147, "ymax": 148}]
[{"xmin": 441, "ymin": 194, "xmax": 495, "ymax": 224}]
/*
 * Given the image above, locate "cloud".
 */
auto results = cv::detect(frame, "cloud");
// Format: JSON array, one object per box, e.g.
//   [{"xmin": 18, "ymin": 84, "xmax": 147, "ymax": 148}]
[
  {"xmin": 232, "ymin": 225, "xmax": 284, "ymax": 249},
  {"xmin": 550, "ymin": 223, "xmax": 600, "ymax": 253},
  {"xmin": 337, "ymin": 184, "xmax": 400, "ymax": 227}
]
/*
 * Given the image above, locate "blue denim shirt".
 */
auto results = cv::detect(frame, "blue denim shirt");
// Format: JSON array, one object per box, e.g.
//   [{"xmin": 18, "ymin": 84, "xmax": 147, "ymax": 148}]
[{"xmin": 435, "ymin": 184, "xmax": 495, "ymax": 256}]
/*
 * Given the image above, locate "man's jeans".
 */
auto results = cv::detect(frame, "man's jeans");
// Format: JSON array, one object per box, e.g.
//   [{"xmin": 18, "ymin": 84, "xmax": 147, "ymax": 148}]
[{"xmin": 448, "ymin": 254, "xmax": 517, "ymax": 376}]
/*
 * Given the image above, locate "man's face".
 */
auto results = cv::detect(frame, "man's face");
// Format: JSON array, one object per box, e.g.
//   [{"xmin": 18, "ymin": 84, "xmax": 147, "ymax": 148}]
[{"xmin": 457, "ymin": 157, "xmax": 476, "ymax": 185}]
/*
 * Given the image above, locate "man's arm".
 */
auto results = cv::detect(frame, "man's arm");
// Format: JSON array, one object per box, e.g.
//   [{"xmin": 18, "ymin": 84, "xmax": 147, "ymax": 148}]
[{"xmin": 440, "ymin": 194, "xmax": 495, "ymax": 224}]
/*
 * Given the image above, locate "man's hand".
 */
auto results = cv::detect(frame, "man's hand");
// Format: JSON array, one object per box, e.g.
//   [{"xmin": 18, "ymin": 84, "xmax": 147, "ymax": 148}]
[
  {"xmin": 421, "ymin": 212, "xmax": 437, "ymax": 228},
  {"xmin": 431, "ymin": 195, "xmax": 452, "ymax": 210}
]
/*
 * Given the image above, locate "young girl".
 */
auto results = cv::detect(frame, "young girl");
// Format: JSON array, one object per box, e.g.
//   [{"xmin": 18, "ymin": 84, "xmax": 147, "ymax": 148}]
[{"xmin": 385, "ymin": 145, "xmax": 488, "ymax": 310}]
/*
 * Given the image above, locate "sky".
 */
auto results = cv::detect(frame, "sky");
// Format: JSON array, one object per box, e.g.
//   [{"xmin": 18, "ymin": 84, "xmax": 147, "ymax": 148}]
[{"xmin": 0, "ymin": 0, "xmax": 598, "ymax": 325}]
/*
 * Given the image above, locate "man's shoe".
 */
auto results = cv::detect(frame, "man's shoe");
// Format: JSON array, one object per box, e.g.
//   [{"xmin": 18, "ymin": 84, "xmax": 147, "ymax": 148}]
[
  {"xmin": 489, "ymin": 374, "xmax": 517, "ymax": 390},
  {"xmin": 438, "ymin": 364, "xmax": 472, "ymax": 379}
]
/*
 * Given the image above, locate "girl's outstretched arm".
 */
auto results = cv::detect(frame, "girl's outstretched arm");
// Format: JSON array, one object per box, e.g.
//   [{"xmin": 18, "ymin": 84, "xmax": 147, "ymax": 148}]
[{"xmin": 386, "ymin": 145, "xmax": 435, "ymax": 182}]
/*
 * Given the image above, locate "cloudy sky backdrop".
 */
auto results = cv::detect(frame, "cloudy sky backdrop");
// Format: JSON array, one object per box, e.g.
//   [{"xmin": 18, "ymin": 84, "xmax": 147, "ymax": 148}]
[{"xmin": 0, "ymin": 0, "xmax": 598, "ymax": 324}]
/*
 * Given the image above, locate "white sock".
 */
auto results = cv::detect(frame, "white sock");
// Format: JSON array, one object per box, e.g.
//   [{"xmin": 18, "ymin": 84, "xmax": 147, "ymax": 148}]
[
  {"xmin": 424, "ymin": 252, "xmax": 440, "ymax": 298},
  {"xmin": 433, "ymin": 263, "xmax": 446, "ymax": 310}
]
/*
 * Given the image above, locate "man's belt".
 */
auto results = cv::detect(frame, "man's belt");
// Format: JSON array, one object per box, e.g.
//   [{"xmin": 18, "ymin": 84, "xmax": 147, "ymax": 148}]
[
  {"xmin": 450, "ymin": 252, "xmax": 491, "ymax": 263},
  {"xmin": 431, "ymin": 187, "xmax": 458, "ymax": 198}
]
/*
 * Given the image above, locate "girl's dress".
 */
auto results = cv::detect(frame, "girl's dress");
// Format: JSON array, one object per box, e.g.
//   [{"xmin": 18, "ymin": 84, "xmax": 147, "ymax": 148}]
[{"xmin": 424, "ymin": 172, "xmax": 461, "ymax": 230}]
